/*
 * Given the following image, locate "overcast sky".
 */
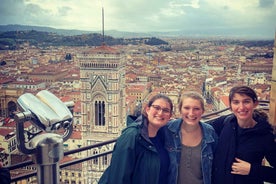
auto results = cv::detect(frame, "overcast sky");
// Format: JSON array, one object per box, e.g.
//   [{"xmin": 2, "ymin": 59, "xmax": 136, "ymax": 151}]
[{"xmin": 1, "ymin": 0, "xmax": 276, "ymax": 38}]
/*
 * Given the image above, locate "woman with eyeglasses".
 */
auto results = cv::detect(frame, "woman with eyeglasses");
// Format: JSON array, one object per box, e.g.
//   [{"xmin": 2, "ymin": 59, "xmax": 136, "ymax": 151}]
[
  {"xmin": 165, "ymin": 91, "xmax": 218, "ymax": 184},
  {"xmin": 99, "ymin": 93, "xmax": 173, "ymax": 184}
]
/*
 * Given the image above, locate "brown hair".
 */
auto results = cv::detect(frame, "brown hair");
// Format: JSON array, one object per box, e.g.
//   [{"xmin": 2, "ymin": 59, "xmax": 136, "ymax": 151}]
[{"xmin": 142, "ymin": 93, "xmax": 173, "ymax": 116}]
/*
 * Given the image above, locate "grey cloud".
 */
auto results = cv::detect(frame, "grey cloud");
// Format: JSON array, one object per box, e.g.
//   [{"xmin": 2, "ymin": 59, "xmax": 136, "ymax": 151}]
[
  {"xmin": 103, "ymin": 0, "xmax": 171, "ymax": 32},
  {"xmin": 159, "ymin": 3, "xmax": 227, "ymax": 30},
  {"xmin": 259, "ymin": 0, "xmax": 275, "ymax": 8},
  {"xmin": 0, "ymin": 0, "xmax": 26, "ymax": 24},
  {"xmin": 24, "ymin": 3, "xmax": 52, "ymax": 25},
  {"xmin": 25, "ymin": 3, "xmax": 47, "ymax": 16},
  {"xmin": 107, "ymin": 0, "xmax": 169, "ymax": 19},
  {"xmin": 58, "ymin": 6, "xmax": 73, "ymax": 17},
  {"xmin": 0, "ymin": 0, "xmax": 274, "ymax": 38}
]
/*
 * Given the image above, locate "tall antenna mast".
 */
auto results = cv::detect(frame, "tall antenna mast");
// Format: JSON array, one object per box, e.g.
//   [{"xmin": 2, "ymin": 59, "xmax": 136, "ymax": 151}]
[{"xmin": 102, "ymin": 6, "xmax": 105, "ymax": 44}]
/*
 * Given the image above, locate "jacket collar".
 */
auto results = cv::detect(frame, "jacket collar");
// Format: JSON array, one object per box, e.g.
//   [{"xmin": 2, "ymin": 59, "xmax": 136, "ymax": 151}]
[{"xmin": 167, "ymin": 118, "xmax": 215, "ymax": 143}]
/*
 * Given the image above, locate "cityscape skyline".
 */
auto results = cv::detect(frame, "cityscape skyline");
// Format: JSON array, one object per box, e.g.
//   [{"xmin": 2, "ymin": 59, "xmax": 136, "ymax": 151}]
[
  {"xmin": 0, "ymin": 34, "xmax": 275, "ymax": 183},
  {"xmin": 0, "ymin": 0, "xmax": 276, "ymax": 39}
]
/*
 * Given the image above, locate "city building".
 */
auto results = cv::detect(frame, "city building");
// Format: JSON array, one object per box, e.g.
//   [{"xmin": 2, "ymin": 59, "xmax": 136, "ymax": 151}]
[
  {"xmin": 77, "ymin": 44, "xmax": 126, "ymax": 183},
  {"xmin": 0, "ymin": 88, "xmax": 24, "ymax": 117}
]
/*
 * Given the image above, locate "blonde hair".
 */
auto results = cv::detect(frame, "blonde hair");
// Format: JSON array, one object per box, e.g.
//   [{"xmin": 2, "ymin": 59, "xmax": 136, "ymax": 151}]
[{"xmin": 178, "ymin": 91, "xmax": 205, "ymax": 112}]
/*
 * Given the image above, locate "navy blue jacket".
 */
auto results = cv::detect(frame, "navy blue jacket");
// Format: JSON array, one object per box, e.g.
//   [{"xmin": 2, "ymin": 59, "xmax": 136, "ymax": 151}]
[
  {"xmin": 0, "ymin": 167, "xmax": 11, "ymax": 184},
  {"xmin": 210, "ymin": 114, "xmax": 276, "ymax": 184}
]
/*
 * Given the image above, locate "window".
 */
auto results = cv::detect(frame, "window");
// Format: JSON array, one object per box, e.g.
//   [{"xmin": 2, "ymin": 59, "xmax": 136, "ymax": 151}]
[
  {"xmin": 93, "ymin": 150, "xmax": 99, "ymax": 165},
  {"xmin": 102, "ymin": 155, "xmax": 108, "ymax": 165},
  {"xmin": 95, "ymin": 101, "xmax": 105, "ymax": 126}
]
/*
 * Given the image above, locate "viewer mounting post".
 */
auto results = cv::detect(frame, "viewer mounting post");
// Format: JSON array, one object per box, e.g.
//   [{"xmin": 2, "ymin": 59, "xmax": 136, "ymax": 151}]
[{"xmin": 14, "ymin": 90, "xmax": 74, "ymax": 184}]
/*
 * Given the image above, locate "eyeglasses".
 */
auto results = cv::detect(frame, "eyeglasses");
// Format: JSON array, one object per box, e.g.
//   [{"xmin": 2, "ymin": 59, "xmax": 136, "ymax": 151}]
[{"xmin": 151, "ymin": 105, "xmax": 171, "ymax": 115}]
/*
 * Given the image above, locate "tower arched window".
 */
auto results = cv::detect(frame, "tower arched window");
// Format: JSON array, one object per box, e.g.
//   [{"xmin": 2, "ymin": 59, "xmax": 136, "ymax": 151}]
[
  {"xmin": 95, "ymin": 101, "xmax": 105, "ymax": 126},
  {"xmin": 93, "ymin": 150, "xmax": 98, "ymax": 165}
]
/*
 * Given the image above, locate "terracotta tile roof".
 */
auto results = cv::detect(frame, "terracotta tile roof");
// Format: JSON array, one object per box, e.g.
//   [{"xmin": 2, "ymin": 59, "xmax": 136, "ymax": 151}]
[
  {"xmin": 90, "ymin": 44, "xmax": 119, "ymax": 54},
  {"xmin": 0, "ymin": 129, "xmax": 14, "ymax": 136},
  {"xmin": 70, "ymin": 130, "xmax": 82, "ymax": 139},
  {"xmin": 220, "ymin": 95, "xmax": 229, "ymax": 107}
]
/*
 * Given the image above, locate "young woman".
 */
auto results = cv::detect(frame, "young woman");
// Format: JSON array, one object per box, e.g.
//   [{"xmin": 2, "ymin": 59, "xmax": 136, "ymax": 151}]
[
  {"xmin": 211, "ymin": 85, "xmax": 276, "ymax": 184},
  {"xmin": 99, "ymin": 94, "xmax": 173, "ymax": 184},
  {"xmin": 165, "ymin": 91, "xmax": 218, "ymax": 184}
]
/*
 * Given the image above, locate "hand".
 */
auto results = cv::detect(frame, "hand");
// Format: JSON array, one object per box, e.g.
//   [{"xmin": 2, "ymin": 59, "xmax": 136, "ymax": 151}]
[
  {"xmin": 0, "ymin": 162, "xmax": 3, "ymax": 168},
  {"xmin": 231, "ymin": 157, "xmax": 251, "ymax": 175}
]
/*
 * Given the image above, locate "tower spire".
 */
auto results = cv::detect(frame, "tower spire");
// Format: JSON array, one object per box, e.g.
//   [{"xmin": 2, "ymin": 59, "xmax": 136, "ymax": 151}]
[{"xmin": 102, "ymin": 6, "xmax": 105, "ymax": 44}]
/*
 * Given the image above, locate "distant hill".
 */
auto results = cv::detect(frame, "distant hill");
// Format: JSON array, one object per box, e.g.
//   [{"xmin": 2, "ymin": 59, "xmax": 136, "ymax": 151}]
[
  {"xmin": 0, "ymin": 24, "xmax": 96, "ymax": 36},
  {"xmin": 0, "ymin": 26, "xmax": 170, "ymax": 50},
  {"xmin": 0, "ymin": 24, "xmax": 156, "ymax": 38},
  {"xmin": 0, "ymin": 24, "xmax": 185, "ymax": 38},
  {"xmin": 0, "ymin": 24, "xmax": 274, "ymax": 39},
  {"xmin": 0, "ymin": 24, "xmax": 273, "ymax": 50}
]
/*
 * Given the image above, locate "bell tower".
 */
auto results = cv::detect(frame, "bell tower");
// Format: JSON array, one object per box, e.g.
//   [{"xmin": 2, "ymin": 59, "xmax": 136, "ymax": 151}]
[
  {"xmin": 78, "ymin": 45, "xmax": 126, "ymax": 137},
  {"xmin": 77, "ymin": 44, "xmax": 126, "ymax": 183}
]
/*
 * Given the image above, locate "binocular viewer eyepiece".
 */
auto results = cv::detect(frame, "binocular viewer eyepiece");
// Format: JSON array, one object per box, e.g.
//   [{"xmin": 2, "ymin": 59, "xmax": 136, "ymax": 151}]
[
  {"xmin": 15, "ymin": 90, "xmax": 74, "ymax": 154},
  {"xmin": 17, "ymin": 90, "xmax": 73, "ymax": 132}
]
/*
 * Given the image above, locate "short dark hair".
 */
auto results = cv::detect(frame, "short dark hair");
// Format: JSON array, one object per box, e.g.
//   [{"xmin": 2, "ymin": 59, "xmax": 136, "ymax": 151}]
[
  {"xmin": 229, "ymin": 86, "xmax": 258, "ymax": 104},
  {"xmin": 229, "ymin": 85, "xmax": 268, "ymax": 120}
]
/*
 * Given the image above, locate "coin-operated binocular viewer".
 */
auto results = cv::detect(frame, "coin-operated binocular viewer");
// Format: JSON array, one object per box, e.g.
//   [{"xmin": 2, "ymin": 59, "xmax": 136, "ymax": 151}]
[{"xmin": 14, "ymin": 90, "xmax": 74, "ymax": 184}]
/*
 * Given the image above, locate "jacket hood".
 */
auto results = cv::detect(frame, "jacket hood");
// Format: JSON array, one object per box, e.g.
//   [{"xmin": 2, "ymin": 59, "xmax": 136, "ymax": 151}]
[
  {"xmin": 253, "ymin": 113, "xmax": 273, "ymax": 135},
  {"xmin": 125, "ymin": 114, "xmax": 151, "ymax": 142}
]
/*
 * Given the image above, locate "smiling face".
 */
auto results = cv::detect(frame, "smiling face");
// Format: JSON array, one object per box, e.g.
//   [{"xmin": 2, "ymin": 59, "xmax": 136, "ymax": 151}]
[
  {"xmin": 230, "ymin": 93, "xmax": 258, "ymax": 122},
  {"xmin": 146, "ymin": 98, "xmax": 172, "ymax": 134},
  {"xmin": 180, "ymin": 97, "xmax": 204, "ymax": 126}
]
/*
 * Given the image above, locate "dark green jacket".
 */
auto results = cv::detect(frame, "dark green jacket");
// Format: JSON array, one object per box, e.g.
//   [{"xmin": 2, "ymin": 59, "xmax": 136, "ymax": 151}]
[{"xmin": 99, "ymin": 115, "xmax": 161, "ymax": 184}]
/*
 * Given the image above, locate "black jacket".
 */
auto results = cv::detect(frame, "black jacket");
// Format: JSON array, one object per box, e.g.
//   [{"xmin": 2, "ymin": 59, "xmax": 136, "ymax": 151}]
[
  {"xmin": 210, "ymin": 114, "xmax": 276, "ymax": 184},
  {"xmin": 0, "ymin": 167, "xmax": 11, "ymax": 184}
]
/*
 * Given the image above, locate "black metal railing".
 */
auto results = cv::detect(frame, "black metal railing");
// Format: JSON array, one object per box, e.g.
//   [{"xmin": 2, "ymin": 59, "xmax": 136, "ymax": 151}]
[
  {"xmin": 7, "ymin": 100, "xmax": 270, "ymax": 183},
  {"xmin": 9, "ymin": 139, "xmax": 117, "ymax": 183}
]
